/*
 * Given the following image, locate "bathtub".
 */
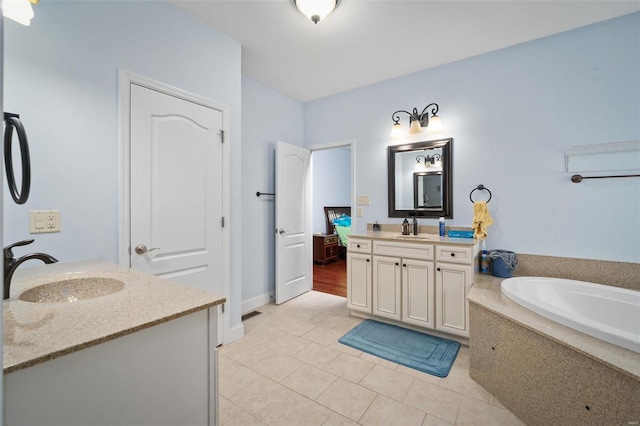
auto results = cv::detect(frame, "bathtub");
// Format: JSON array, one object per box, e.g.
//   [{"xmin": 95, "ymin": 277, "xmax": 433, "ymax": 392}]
[{"xmin": 501, "ymin": 277, "xmax": 640, "ymax": 353}]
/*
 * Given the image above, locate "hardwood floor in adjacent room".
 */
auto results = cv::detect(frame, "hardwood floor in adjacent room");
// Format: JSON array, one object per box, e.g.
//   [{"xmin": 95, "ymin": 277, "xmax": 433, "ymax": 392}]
[{"xmin": 313, "ymin": 258, "xmax": 347, "ymax": 297}]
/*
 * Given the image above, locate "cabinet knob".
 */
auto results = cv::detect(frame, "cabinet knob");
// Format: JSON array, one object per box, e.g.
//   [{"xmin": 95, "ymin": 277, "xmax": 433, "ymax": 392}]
[
  {"xmin": 450, "ymin": 253, "xmax": 455, "ymax": 257},
  {"xmin": 437, "ymin": 267, "xmax": 441, "ymax": 271},
  {"xmin": 402, "ymin": 264, "xmax": 407, "ymax": 267},
  {"xmin": 366, "ymin": 259, "xmax": 370, "ymax": 262},
  {"xmin": 357, "ymin": 244, "xmax": 361, "ymax": 248},
  {"xmin": 395, "ymin": 262, "xmax": 399, "ymax": 266}
]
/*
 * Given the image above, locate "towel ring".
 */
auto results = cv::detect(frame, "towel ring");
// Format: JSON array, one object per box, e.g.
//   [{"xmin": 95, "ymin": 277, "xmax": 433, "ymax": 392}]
[{"xmin": 470, "ymin": 184, "xmax": 492, "ymax": 203}]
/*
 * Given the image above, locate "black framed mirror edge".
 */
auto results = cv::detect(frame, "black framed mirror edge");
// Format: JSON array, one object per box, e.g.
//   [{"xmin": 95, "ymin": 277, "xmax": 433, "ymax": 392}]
[{"xmin": 387, "ymin": 137, "xmax": 453, "ymax": 219}]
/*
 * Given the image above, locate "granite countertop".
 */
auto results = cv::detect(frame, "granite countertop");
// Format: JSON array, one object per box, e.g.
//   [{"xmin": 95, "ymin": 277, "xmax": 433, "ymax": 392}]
[
  {"xmin": 3, "ymin": 260, "xmax": 225, "ymax": 374},
  {"xmin": 468, "ymin": 274, "xmax": 639, "ymax": 381},
  {"xmin": 350, "ymin": 231, "xmax": 478, "ymax": 246}
]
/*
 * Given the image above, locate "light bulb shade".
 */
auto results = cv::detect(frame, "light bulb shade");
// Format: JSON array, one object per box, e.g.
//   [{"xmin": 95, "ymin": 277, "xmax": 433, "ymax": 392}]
[
  {"xmin": 409, "ymin": 119, "xmax": 423, "ymax": 135},
  {"xmin": 2, "ymin": 0, "xmax": 34, "ymax": 26},
  {"xmin": 429, "ymin": 115, "xmax": 443, "ymax": 131},
  {"xmin": 294, "ymin": 0, "xmax": 337, "ymax": 24},
  {"xmin": 390, "ymin": 122, "xmax": 403, "ymax": 138}
]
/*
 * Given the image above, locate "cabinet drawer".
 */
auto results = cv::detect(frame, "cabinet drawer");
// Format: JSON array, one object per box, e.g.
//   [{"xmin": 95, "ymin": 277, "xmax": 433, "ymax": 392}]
[
  {"xmin": 347, "ymin": 238, "xmax": 372, "ymax": 254},
  {"xmin": 435, "ymin": 245, "xmax": 474, "ymax": 265},
  {"xmin": 373, "ymin": 240, "xmax": 434, "ymax": 260},
  {"xmin": 324, "ymin": 236, "xmax": 338, "ymax": 245}
]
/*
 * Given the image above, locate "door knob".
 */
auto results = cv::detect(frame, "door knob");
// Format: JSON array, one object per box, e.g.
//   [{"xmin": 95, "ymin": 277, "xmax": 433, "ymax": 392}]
[
  {"xmin": 278, "ymin": 228, "xmax": 287, "ymax": 234},
  {"xmin": 135, "ymin": 244, "xmax": 160, "ymax": 255}
]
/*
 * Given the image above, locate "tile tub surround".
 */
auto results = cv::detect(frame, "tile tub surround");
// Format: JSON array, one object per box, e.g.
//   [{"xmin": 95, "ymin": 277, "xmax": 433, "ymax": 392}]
[
  {"xmin": 468, "ymin": 275, "xmax": 640, "ymax": 425},
  {"xmin": 3, "ymin": 260, "xmax": 225, "ymax": 374}
]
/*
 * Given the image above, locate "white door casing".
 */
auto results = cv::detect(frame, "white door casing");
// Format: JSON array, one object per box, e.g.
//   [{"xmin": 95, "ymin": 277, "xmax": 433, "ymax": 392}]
[
  {"xmin": 119, "ymin": 71, "xmax": 230, "ymax": 344},
  {"xmin": 275, "ymin": 141, "xmax": 312, "ymax": 304}
]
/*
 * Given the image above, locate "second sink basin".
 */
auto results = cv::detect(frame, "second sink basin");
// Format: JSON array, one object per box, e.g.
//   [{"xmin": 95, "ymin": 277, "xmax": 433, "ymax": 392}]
[{"xmin": 19, "ymin": 277, "xmax": 125, "ymax": 303}]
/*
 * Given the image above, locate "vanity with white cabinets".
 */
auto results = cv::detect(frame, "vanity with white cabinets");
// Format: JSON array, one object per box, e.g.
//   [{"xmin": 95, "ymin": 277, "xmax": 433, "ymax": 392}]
[{"xmin": 347, "ymin": 232, "xmax": 478, "ymax": 339}]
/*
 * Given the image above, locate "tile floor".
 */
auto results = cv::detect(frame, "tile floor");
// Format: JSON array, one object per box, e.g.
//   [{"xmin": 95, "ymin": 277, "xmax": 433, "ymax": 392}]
[{"xmin": 219, "ymin": 291, "xmax": 523, "ymax": 426}]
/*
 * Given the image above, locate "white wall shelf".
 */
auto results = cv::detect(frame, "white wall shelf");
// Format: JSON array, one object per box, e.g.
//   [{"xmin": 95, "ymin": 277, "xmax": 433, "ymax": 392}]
[{"xmin": 565, "ymin": 140, "xmax": 640, "ymax": 173}]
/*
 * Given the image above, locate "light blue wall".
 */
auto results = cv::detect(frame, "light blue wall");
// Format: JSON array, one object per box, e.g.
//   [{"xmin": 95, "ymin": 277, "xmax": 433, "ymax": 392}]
[
  {"xmin": 312, "ymin": 148, "xmax": 351, "ymax": 234},
  {"xmin": 3, "ymin": 2, "xmax": 243, "ymax": 327},
  {"xmin": 241, "ymin": 76, "xmax": 304, "ymax": 305},
  {"xmin": 304, "ymin": 13, "xmax": 640, "ymax": 263}
]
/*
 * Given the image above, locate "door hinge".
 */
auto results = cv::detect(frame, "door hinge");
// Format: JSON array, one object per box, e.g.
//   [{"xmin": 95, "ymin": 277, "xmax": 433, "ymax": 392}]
[
  {"xmin": 221, "ymin": 303, "xmax": 225, "ymax": 313},
  {"xmin": 221, "ymin": 217, "xmax": 225, "ymax": 228},
  {"xmin": 219, "ymin": 129, "xmax": 225, "ymax": 143}
]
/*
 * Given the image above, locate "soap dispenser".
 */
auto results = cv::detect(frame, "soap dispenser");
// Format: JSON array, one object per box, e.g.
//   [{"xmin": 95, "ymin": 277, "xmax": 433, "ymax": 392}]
[
  {"xmin": 412, "ymin": 217, "xmax": 418, "ymax": 235},
  {"xmin": 402, "ymin": 218, "xmax": 410, "ymax": 235}
]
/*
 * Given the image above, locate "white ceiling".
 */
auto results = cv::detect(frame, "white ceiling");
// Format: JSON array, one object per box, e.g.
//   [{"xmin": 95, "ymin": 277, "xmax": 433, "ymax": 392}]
[{"xmin": 171, "ymin": 1, "xmax": 640, "ymax": 102}]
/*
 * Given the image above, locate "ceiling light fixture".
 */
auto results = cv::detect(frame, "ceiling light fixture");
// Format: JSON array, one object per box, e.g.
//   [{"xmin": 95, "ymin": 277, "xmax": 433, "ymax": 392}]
[
  {"xmin": 293, "ymin": 0, "xmax": 338, "ymax": 24},
  {"xmin": 390, "ymin": 103, "xmax": 443, "ymax": 137},
  {"xmin": 2, "ymin": 0, "xmax": 37, "ymax": 26}
]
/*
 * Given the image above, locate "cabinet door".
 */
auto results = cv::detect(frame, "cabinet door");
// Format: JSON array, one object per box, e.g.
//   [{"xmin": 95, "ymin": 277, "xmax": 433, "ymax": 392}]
[
  {"xmin": 373, "ymin": 255, "xmax": 401, "ymax": 321},
  {"xmin": 401, "ymin": 259, "xmax": 435, "ymax": 329},
  {"xmin": 436, "ymin": 262, "xmax": 472, "ymax": 337},
  {"xmin": 347, "ymin": 252, "xmax": 372, "ymax": 313}
]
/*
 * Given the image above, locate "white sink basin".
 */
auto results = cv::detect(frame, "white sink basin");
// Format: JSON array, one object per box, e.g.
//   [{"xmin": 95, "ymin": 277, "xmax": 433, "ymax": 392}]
[{"xmin": 19, "ymin": 277, "xmax": 125, "ymax": 303}]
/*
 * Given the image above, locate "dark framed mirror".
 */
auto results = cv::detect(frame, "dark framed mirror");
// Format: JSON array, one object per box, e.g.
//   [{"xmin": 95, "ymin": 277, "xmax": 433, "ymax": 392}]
[{"xmin": 388, "ymin": 138, "xmax": 453, "ymax": 218}]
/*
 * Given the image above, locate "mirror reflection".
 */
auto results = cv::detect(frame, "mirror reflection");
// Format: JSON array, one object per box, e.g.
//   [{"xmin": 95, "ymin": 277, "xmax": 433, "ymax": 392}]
[{"xmin": 387, "ymin": 138, "xmax": 452, "ymax": 218}]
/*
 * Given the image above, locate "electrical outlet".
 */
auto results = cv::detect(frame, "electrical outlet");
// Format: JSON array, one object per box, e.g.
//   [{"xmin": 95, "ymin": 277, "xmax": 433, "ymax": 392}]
[
  {"xmin": 357, "ymin": 195, "xmax": 370, "ymax": 205},
  {"xmin": 357, "ymin": 207, "xmax": 364, "ymax": 217},
  {"xmin": 30, "ymin": 210, "xmax": 61, "ymax": 233}
]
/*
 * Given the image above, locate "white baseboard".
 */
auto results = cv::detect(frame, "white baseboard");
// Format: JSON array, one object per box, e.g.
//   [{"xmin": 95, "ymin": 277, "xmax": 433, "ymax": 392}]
[
  {"xmin": 241, "ymin": 293, "xmax": 273, "ymax": 315},
  {"xmin": 224, "ymin": 322, "xmax": 244, "ymax": 345}
]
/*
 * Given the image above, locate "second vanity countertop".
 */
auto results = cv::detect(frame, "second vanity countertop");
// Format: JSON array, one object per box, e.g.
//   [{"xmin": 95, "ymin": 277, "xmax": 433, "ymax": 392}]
[
  {"xmin": 3, "ymin": 260, "xmax": 225, "ymax": 374},
  {"xmin": 349, "ymin": 231, "xmax": 478, "ymax": 246}
]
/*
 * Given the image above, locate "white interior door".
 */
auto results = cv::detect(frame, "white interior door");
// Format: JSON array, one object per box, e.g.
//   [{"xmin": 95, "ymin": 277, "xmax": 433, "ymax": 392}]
[
  {"xmin": 129, "ymin": 83, "xmax": 224, "ymax": 338},
  {"xmin": 276, "ymin": 141, "xmax": 311, "ymax": 304}
]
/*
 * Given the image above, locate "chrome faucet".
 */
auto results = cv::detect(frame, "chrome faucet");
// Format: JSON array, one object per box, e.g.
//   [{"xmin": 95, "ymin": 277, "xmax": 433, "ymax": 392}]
[{"xmin": 4, "ymin": 239, "xmax": 58, "ymax": 300}]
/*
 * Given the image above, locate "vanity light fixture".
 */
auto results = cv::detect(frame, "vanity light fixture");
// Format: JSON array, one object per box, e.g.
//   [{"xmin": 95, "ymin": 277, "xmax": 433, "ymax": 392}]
[
  {"xmin": 415, "ymin": 154, "xmax": 442, "ymax": 169},
  {"xmin": 2, "ymin": 0, "xmax": 37, "ymax": 26},
  {"xmin": 391, "ymin": 103, "xmax": 443, "ymax": 137},
  {"xmin": 293, "ymin": 0, "xmax": 338, "ymax": 24}
]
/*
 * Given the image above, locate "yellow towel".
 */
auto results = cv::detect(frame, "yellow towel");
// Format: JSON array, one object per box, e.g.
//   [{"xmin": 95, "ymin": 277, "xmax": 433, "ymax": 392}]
[{"xmin": 472, "ymin": 201, "xmax": 494, "ymax": 240}]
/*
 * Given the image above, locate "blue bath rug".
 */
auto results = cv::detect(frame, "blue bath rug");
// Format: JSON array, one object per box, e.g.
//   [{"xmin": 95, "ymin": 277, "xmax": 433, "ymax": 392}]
[{"xmin": 339, "ymin": 319, "xmax": 460, "ymax": 377}]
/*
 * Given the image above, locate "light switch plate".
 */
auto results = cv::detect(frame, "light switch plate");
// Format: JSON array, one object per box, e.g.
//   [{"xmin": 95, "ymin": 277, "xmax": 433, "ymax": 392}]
[
  {"xmin": 357, "ymin": 195, "xmax": 370, "ymax": 205},
  {"xmin": 357, "ymin": 207, "xmax": 364, "ymax": 217},
  {"xmin": 30, "ymin": 210, "xmax": 61, "ymax": 233}
]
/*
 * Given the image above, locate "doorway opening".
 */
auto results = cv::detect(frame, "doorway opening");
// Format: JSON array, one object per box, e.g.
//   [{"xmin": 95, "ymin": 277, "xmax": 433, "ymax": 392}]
[{"xmin": 309, "ymin": 140, "xmax": 355, "ymax": 298}]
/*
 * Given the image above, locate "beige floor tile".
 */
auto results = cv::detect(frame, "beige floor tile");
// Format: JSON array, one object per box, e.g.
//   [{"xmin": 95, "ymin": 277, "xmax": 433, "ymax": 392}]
[
  {"xmin": 456, "ymin": 395, "xmax": 521, "ymax": 426},
  {"xmin": 222, "ymin": 339, "xmax": 275, "ymax": 368},
  {"xmin": 323, "ymin": 352, "xmax": 375, "ymax": 383},
  {"xmin": 359, "ymin": 351, "xmax": 399, "ymax": 369},
  {"xmin": 359, "ymin": 364, "xmax": 415, "ymax": 401},
  {"xmin": 251, "ymin": 352, "xmax": 304, "ymax": 382},
  {"xmin": 281, "ymin": 363, "xmax": 337, "ymax": 400},
  {"xmin": 322, "ymin": 412, "xmax": 359, "ymax": 426},
  {"xmin": 302, "ymin": 326, "xmax": 344, "ymax": 346},
  {"xmin": 242, "ymin": 325, "xmax": 287, "ymax": 345},
  {"xmin": 264, "ymin": 333, "xmax": 312, "ymax": 356},
  {"xmin": 308, "ymin": 313, "xmax": 349, "ymax": 329},
  {"xmin": 403, "ymin": 379, "xmax": 462, "ymax": 424},
  {"xmin": 294, "ymin": 341, "xmax": 341, "ymax": 366},
  {"xmin": 331, "ymin": 317, "xmax": 364, "ymax": 335},
  {"xmin": 219, "ymin": 356, "xmax": 263, "ymax": 398},
  {"xmin": 422, "ymin": 414, "xmax": 455, "ymax": 426},
  {"xmin": 274, "ymin": 318, "xmax": 318, "ymax": 336},
  {"xmin": 229, "ymin": 376, "xmax": 294, "ymax": 420},
  {"xmin": 262, "ymin": 393, "xmax": 332, "ymax": 426},
  {"xmin": 316, "ymin": 378, "xmax": 377, "ymax": 422},
  {"xmin": 220, "ymin": 396, "xmax": 243, "ymax": 425},
  {"xmin": 359, "ymin": 394, "xmax": 426, "ymax": 426},
  {"xmin": 438, "ymin": 365, "xmax": 492, "ymax": 403},
  {"xmin": 328, "ymin": 341, "xmax": 363, "ymax": 357},
  {"xmin": 224, "ymin": 410, "xmax": 265, "ymax": 426},
  {"xmin": 395, "ymin": 364, "xmax": 442, "ymax": 385}
]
